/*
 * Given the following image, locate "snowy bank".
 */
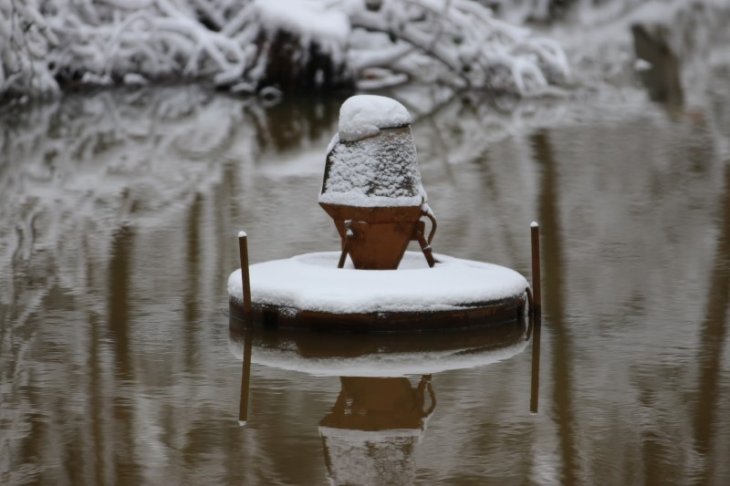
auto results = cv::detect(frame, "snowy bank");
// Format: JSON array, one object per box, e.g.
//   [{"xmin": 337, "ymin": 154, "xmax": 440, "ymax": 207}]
[{"xmin": 1, "ymin": 0, "xmax": 569, "ymax": 101}]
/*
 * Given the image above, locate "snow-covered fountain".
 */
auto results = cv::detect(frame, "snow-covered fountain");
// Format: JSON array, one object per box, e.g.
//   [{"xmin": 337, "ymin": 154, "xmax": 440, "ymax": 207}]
[
  {"xmin": 228, "ymin": 104, "xmax": 543, "ymax": 476},
  {"xmin": 228, "ymin": 95, "xmax": 538, "ymax": 331}
]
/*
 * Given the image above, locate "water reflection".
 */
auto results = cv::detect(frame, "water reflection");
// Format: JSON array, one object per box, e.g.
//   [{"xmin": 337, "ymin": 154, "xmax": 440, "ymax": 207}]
[
  {"xmin": 2, "ymin": 79, "xmax": 730, "ymax": 483},
  {"xmin": 530, "ymin": 315, "xmax": 542, "ymax": 414},
  {"xmin": 692, "ymin": 162, "xmax": 730, "ymax": 484},
  {"xmin": 230, "ymin": 314, "xmax": 538, "ymax": 484},
  {"xmin": 228, "ymin": 311, "xmax": 531, "ymax": 376},
  {"xmin": 531, "ymin": 129, "xmax": 576, "ymax": 485},
  {"xmin": 320, "ymin": 376, "xmax": 435, "ymax": 485}
]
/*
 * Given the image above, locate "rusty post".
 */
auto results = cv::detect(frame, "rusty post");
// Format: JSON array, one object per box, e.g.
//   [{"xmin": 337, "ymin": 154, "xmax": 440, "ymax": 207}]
[
  {"xmin": 239, "ymin": 324, "xmax": 254, "ymax": 426},
  {"xmin": 237, "ymin": 231, "xmax": 254, "ymax": 424},
  {"xmin": 530, "ymin": 222, "xmax": 541, "ymax": 317},
  {"xmin": 238, "ymin": 231, "xmax": 252, "ymax": 317}
]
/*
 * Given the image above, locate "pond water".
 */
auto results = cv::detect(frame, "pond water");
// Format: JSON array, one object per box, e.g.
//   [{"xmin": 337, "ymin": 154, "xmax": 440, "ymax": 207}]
[{"xmin": 1, "ymin": 76, "xmax": 729, "ymax": 485}]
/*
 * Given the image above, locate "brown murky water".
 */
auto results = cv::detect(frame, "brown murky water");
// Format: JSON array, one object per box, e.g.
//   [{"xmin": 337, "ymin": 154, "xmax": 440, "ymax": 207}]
[{"xmin": 1, "ymin": 78, "xmax": 729, "ymax": 485}]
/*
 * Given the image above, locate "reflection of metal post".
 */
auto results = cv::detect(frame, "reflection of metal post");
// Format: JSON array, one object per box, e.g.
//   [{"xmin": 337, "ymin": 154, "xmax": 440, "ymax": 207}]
[
  {"xmin": 238, "ymin": 231, "xmax": 252, "ymax": 317},
  {"xmin": 530, "ymin": 314, "xmax": 542, "ymax": 414},
  {"xmin": 531, "ymin": 222, "xmax": 541, "ymax": 317},
  {"xmin": 239, "ymin": 325, "xmax": 254, "ymax": 426}
]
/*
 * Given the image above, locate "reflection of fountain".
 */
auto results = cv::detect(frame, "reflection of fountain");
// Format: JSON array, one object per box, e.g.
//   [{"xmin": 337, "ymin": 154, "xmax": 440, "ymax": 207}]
[
  {"xmin": 229, "ymin": 309, "xmax": 542, "ymax": 484},
  {"xmin": 319, "ymin": 376, "xmax": 435, "ymax": 486},
  {"xmin": 228, "ymin": 309, "xmax": 531, "ymax": 376}
]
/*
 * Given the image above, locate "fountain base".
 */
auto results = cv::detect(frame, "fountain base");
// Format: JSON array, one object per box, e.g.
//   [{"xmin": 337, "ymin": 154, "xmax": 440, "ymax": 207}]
[{"xmin": 228, "ymin": 251, "xmax": 529, "ymax": 332}]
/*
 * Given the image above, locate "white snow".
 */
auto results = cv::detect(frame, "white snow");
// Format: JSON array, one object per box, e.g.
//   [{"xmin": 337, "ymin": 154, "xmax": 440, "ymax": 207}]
[
  {"xmin": 253, "ymin": 0, "xmax": 350, "ymax": 44},
  {"xmin": 122, "ymin": 73, "xmax": 147, "ymax": 85},
  {"xmin": 318, "ymin": 192, "xmax": 423, "ymax": 207},
  {"xmin": 2, "ymin": 0, "xmax": 573, "ymax": 100},
  {"xmin": 531, "ymin": 221, "xmax": 539, "ymax": 228},
  {"xmin": 320, "ymin": 103, "xmax": 426, "ymax": 208},
  {"xmin": 325, "ymin": 133, "xmax": 340, "ymax": 157},
  {"xmin": 238, "ymin": 230, "xmax": 247, "ymax": 238},
  {"xmin": 227, "ymin": 251, "xmax": 528, "ymax": 315},
  {"xmin": 337, "ymin": 95, "xmax": 412, "ymax": 142},
  {"xmin": 633, "ymin": 58, "xmax": 652, "ymax": 72}
]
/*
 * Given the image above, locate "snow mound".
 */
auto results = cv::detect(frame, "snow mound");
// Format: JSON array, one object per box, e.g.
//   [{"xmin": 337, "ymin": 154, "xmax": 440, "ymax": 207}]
[
  {"xmin": 228, "ymin": 251, "xmax": 528, "ymax": 315},
  {"xmin": 338, "ymin": 95, "xmax": 412, "ymax": 142}
]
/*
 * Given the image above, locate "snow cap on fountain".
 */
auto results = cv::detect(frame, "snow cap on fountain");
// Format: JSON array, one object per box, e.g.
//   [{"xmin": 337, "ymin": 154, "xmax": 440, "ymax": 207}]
[{"xmin": 338, "ymin": 95, "xmax": 412, "ymax": 142}]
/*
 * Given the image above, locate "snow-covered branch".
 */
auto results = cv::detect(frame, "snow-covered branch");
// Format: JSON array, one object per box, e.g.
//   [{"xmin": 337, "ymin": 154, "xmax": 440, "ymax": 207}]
[
  {"xmin": 345, "ymin": 0, "xmax": 570, "ymax": 93},
  {"xmin": 0, "ymin": 0, "xmax": 571, "ymax": 102}
]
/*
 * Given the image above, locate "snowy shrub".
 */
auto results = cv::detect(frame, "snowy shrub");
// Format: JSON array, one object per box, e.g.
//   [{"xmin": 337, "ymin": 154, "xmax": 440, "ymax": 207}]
[{"xmin": 0, "ymin": 0, "xmax": 571, "ymax": 102}]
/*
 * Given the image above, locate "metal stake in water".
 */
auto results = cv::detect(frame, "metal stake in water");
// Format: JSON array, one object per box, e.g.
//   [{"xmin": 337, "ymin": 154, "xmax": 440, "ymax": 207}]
[
  {"xmin": 529, "ymin": 221, "xmax": 542, "ymax": 413},
  {"xmin": 530, "ymin": 222, "xmax": 541, "ymax": 317},
  {"xmin": 238, "ymin": 231, "xmax": 252, "ymax": 317}
]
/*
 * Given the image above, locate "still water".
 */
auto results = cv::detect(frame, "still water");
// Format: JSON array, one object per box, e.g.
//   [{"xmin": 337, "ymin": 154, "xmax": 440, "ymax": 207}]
[{"xmin": 1, "ymin": 78, "xmax": 728, "ymax": 485}]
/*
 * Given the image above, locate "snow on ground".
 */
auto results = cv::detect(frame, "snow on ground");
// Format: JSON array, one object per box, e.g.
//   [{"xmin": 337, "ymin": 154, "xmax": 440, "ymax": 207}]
[
  {"xmin": 228, "ymin": 251, "xmax": 528, "ymax": 314},
  {"xmin": 544, "ymin": 0, "xmax": 730, "ymax": 100}
]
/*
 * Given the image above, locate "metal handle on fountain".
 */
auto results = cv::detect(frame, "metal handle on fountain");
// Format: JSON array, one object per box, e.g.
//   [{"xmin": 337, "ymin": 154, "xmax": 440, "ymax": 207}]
[{"xmin": 422, "ymin": 208, "xmax": 437, "ymax": 245}]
